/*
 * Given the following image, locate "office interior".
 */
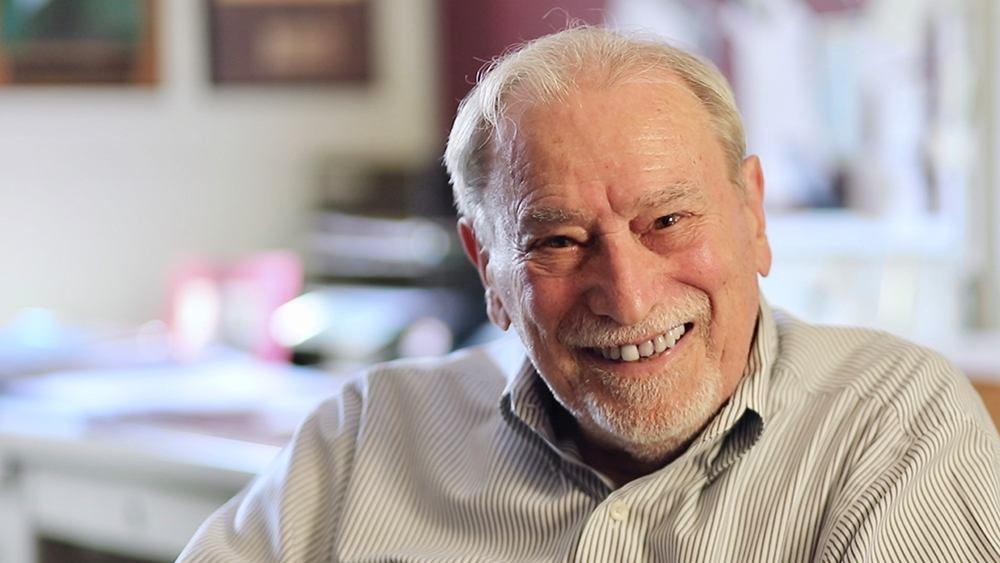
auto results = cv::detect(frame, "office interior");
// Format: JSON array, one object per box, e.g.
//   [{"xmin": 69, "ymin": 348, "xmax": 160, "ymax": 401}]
[{"xmin": 0, "ymin": 0, "xmax": 998, "ymax": 561}]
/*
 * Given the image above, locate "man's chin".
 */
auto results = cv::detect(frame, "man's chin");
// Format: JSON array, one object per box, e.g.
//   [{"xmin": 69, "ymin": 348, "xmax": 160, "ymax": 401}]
[
  {"xmin": 588, "ymin": 416, "xmax": 699, "ymax": 463},
  {"xmin": 578, "ymin": 382, "xmax": 722, "ymax": 463}
]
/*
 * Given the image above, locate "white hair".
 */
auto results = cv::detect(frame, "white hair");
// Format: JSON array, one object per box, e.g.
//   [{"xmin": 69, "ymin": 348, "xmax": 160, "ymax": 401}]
[{"xmin": 443, "ymin": 26, "xmax": 748, "ymax": 231}]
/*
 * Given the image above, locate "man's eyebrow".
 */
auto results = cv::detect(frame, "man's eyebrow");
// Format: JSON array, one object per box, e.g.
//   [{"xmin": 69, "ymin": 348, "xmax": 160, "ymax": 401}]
[
  {"xmin": 523, "ymin": 206, "xmax": 587, "ymax": 226},
  {"xmin": 636, "ymin": 182, "xmax": 702, "ymax": 209},
  {"xmin": 520, "ymin": 183, "xmax": 703, "ymax": 228}
]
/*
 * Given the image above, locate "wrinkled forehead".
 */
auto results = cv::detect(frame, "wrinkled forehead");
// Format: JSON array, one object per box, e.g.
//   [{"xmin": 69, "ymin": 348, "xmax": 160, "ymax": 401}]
[
  {"xmin": 498, "ymin": 70, "xmax": 709, "ymax": 147},
  {"xmin": 486, "ymin": 75, "xmax": 716, "ymax": 193}
]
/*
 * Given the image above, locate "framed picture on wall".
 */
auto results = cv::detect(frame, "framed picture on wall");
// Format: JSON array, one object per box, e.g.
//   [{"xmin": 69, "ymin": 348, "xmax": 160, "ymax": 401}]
[
  {"xmin": 0, "ymin": 0, "xmax": 157, "ymax": 85},
  {"xmin": 208, "ymin": 0, "xmax": 371, "ymax": 85}
]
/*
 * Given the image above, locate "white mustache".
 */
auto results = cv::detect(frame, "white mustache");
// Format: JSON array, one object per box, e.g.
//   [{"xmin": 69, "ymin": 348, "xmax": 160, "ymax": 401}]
[{"xmin": 558, "ymin": 292, "xmax": 711, "ymax": 349}]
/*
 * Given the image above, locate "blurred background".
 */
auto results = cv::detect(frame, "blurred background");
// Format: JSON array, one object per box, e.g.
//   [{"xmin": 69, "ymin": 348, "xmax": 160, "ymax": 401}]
[
  {"xmin": 0, "ymin": 0, "xmax": 997, "ymax": 364},
  {"xmin": 0, "ymin": 0, "xmax": 998, "ymax": 360},
  {"xmin": 0, "ymin": 0, "xmax": 998, "ymax": 561}
]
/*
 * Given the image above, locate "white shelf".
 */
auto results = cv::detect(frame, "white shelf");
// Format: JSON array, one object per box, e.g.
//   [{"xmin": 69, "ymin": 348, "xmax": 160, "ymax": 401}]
[
  {"xmin": 762, "ymin": 209, "xmax": 968, "ymax": 340},
  {"xmin": 766, "ymin": 209, "xmax": 963, "ymax": 261}
]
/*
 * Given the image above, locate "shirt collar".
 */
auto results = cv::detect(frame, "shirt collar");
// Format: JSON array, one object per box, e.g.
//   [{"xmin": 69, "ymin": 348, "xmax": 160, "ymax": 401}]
[
  {"xmin": 505, "ymin": 352, "xmax": 558, "ymax": 442},
  {"xmin": 691, "ymin": 296, "xmax": 779, "ymax": 480},
  {"xmin": 693, "ymin": 295, "xmax": 779, "ymax": 447},
  {"xmin": 500, "ymin": 294, "xmax": 780, "ymax": 477}
]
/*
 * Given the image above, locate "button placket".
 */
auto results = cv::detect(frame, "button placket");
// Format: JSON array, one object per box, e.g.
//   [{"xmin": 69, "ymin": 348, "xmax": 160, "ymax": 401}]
[
  {"xmin": 608, "ymin": 500, "xmax": 630, "ymax": 522},
  {"xmin": 575, "ymin": 492, "xmax": 649, "ymax": 561}
]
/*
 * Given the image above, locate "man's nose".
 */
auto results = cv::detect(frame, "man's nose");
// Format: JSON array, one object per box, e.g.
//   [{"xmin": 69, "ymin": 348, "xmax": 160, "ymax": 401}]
[{"xmin": 583, "ymin": 235, "xmax": 661, "ymax": 326}]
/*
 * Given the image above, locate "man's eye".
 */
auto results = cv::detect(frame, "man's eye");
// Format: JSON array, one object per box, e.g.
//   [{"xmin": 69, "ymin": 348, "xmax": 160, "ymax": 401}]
[
  {"xmin": 540, "ymin": 236, "xmax": 577, "ymax": 248},
  {"xmin": 653, "ymin": 214, "xmax": 680, "ymax": 229}
]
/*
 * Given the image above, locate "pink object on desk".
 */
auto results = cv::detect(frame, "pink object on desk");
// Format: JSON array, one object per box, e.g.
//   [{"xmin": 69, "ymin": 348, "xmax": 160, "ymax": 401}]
[{"xmin": 166, "ymin": 251, "xmax": 303, "ymax": 362}]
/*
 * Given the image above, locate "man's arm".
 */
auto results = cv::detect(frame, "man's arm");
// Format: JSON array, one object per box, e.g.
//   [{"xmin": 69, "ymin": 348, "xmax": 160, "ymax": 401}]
[
  {"xmin": 176, "ymin": 384, "xmax": 364, "ymax": 563},
  {"xmin": 820, "ymin": 421, "xmax": 1000, "ymax": 561}
]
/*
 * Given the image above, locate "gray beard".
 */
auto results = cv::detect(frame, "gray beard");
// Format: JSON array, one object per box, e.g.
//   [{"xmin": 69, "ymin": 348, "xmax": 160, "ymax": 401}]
[
  {"xmin": 556, "ymin": 291, "xmax": 722, "ymax": 462},
  {"xmin": 576, "ymin": 360, "xmax": 723, "ymax": 462}
]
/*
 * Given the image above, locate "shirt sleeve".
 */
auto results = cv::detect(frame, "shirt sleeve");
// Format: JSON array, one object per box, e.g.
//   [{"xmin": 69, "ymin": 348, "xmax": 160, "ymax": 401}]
[
  {"xmin": 175, "ymin": 381, "xmax": 365, "ymax": 563},
  {"xmin": 821, "ymin": 421, "xmax": 1000, "ymax": 562}
]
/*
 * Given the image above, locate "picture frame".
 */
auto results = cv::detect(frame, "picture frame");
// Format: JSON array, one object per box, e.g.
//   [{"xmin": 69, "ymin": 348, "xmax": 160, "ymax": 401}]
[
  {"xmin": 0, "ymin": 0, "xmax": 157, "ymax": 86},
  {"xmin": 208, "ymin": 0, "xmax": 371, "ymax": 85}
]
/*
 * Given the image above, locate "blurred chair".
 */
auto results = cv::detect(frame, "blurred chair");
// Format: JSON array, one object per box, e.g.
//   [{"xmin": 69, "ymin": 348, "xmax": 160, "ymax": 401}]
[{"xmin": 972, "ymin": 381, "xmax": 1000, "ymax": 432}]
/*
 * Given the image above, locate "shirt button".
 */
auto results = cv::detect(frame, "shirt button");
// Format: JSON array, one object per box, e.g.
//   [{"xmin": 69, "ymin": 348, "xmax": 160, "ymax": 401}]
[{"xmin": 609, "ymin": 500, "xmax": 629, "ymax": 522}]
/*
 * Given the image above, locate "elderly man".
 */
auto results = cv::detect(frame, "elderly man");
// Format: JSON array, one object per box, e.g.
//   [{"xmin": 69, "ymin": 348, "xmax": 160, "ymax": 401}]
[{"xmin": 178, "ymin": 27, "xmax": 1000, "ymax": 561}]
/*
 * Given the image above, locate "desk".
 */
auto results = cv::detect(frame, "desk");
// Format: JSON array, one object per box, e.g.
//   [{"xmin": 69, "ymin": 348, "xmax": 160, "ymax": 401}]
[{"xmin": 0, "ymin": 357, "xmax": 348, "ymax": 563}]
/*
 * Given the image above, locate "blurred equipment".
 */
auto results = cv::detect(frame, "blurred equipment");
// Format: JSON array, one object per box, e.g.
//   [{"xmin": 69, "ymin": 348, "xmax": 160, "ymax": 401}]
[
  {"xmin": 300, "ymin": 158, "xmax": 488, "ymax": 366},
  {"xmin": 271, "ymin": 285, "xmax": 478, "ymax": 366},
  {"xmin": 308, "ymin": 212, "xmax": 453, "ymax": 280}
]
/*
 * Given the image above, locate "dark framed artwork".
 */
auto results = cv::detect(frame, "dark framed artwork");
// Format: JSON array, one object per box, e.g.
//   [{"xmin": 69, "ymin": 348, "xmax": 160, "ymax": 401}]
[
  {"xmin": 0, "ymin": 0, "xmax": 157, "ymax": 85},
  {"xmin": 208, "ymin": 0, "xmax": 371, "ymax": 85}
]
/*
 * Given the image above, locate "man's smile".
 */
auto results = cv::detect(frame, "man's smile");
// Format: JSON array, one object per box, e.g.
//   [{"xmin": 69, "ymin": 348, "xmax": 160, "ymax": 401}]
[{"xmin": 589, "ymin": 323, "xmax": 691, "ymax": 362}]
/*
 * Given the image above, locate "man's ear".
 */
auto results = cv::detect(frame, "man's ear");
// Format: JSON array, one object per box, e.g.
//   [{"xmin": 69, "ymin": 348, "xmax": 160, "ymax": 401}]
[
  {"xmin": 458, "ymin": 218, "xmax": 511, "ymax": 330},
  {"xmin": 741, "ymin": 155, "xmax": 772, "ymax": 277}
]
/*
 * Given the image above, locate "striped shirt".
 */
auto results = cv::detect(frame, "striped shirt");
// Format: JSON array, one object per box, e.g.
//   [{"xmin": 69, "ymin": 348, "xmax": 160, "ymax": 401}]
[{"xmin": 177, "ymin": 299, "xmax": 1000, "ymax": 562}]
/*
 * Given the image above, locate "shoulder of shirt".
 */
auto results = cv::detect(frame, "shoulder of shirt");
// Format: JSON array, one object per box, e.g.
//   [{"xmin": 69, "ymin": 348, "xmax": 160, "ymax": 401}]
[
  {"xmin": 770, "ymin": 308, "xmax": 999, "ymax": 443},
  {"xmin": 368, "ymin": 331, "xmax": 521, "ymax": 382},
  {"xmin": 318, "ymin": 332, "xmax": 526, "ymax": 417}
]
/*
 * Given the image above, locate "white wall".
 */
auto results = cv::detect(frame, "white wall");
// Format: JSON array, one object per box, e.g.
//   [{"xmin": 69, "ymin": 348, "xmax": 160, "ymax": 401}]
[
  {"xmin": 986, "ymin": 0, "xmax": 1000, "ymax": 329},
  {"xmin": 0, "ymin": 0, "xmax": 441, "ymax": 325}
]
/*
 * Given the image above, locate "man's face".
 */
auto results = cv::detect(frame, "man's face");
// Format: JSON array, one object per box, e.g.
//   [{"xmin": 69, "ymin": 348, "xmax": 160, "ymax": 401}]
[{"xmin": 460, "ymin": 76, "xmax": 771, "ymax": 462}]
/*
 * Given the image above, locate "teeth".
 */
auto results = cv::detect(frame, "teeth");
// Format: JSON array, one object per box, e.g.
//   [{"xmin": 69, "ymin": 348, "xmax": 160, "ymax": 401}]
[
  {"xmin": 667, "ymin": 325, "xmax": 684, "ymax": 346},
  {"xmin": 667, "ymin": 324, "xmax": 684, "ymax": 346},
  {"xmin": 596, "ymin": 325, "xmax": 687, "ymax": 363},
  {"xmin": 653, "ymin": 335, "xmax": 667, "ymax": 353},
  {"xmin": 621, "ymin": 344, "xmax": 640, "ymax": 362}
]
